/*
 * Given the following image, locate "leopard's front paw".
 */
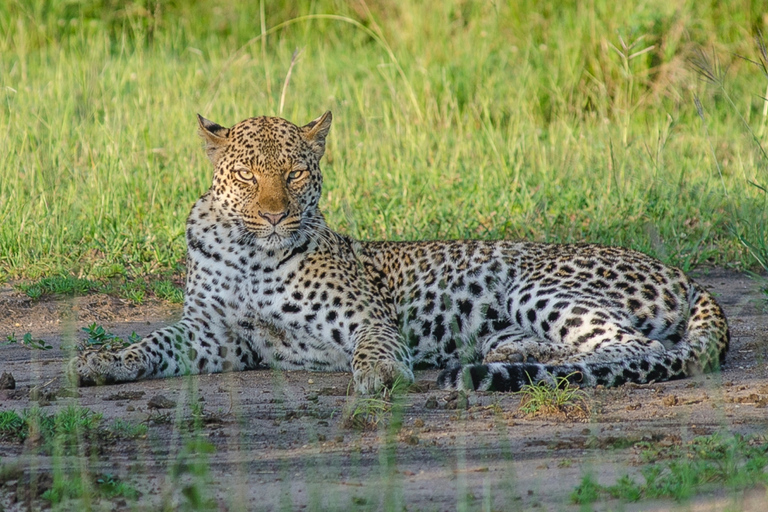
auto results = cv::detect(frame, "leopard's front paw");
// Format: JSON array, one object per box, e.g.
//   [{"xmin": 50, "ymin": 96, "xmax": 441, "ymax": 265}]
[
  {"xmin": 67, "ymin": 349, "xmax": 145, "ymax": 387},
  {"xmin": 352, "ymin": 360, "xmax": 414, "ymax": 395}
]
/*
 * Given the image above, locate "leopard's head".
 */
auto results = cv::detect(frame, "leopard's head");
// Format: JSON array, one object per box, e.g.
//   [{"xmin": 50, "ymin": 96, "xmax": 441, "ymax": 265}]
[{"xmin": 197, "ymin": 112, "xmax": 332, "ymax": 250}]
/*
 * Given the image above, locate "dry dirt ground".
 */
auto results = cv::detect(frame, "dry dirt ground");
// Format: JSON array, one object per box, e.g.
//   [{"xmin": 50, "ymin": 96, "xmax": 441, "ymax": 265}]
[{"xmin": 0, "ymin": 269, "xmax": 767, "ymax": 511}]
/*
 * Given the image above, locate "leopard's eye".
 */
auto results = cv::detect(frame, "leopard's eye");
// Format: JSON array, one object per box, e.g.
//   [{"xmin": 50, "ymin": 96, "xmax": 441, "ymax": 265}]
[
  {"xmin": 287, "ymin": 168, "xmax": 308, "ymax": 182},
  {"xmin": 235, "ymin": 167, "xmax": 255, "ymax": 182}
]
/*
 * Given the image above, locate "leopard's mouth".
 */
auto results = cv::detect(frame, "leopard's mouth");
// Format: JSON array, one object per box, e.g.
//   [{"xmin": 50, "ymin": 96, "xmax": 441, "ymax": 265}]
[
  {"xmin": 234, "ymin": 213, "xmax": 309, "ymax": 250},
  {"xmin": 238, "ymin": 225, "xmax": 304, "ymax": 251},
  {"xmin": 241, "ymin": 221, "xmax": 295, "ymax": 238}
]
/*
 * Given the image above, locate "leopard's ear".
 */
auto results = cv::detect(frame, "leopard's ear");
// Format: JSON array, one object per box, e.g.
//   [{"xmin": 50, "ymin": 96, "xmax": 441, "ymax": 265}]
[
  {"xmin": 197, "ymin": 114, "xmax": 230, "ymax": 163},
  {"xmin": 301, "ymin": 111, "xmax": 332, "ymax": 158}
]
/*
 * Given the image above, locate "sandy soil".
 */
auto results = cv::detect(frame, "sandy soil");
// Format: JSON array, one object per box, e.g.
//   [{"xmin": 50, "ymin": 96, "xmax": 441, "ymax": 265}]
[{"xmin": 0, "ymin": 269, "xmax": 767, "ymax": 511}]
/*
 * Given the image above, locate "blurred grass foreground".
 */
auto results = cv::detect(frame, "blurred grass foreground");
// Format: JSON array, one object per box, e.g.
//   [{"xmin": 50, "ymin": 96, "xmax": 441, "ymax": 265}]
[{"xmin": 2, "ymin": 0, "xmax": 768, "ymax": 288}]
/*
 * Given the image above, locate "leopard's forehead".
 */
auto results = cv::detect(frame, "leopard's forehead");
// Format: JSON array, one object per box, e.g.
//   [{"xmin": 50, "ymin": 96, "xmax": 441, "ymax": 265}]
[
  {"xmin": 224, "ymin": 116, "xmax": 310, "ymax": 171},
  {"xmin": 231, "ymin": 117, "xmax": 303, "ymax": 147}
]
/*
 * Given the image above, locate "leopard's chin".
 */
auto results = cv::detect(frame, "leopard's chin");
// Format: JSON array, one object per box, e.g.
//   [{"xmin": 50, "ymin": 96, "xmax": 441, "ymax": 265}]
[{"xmin": 233, "ymin": 225, "xmax": 290, "ymax": 251}]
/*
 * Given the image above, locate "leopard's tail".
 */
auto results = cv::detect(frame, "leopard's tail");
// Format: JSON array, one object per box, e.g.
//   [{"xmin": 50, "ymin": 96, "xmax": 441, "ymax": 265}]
[{"xmin": 437, "ymin": 282, "xmax": 730, "ymax": 392}]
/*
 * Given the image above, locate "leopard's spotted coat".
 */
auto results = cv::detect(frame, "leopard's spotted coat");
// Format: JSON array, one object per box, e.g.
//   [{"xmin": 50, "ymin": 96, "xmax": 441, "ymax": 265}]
[{"xmin": 70, "ymin": 113, "xmax": 730, "ymax": 393}]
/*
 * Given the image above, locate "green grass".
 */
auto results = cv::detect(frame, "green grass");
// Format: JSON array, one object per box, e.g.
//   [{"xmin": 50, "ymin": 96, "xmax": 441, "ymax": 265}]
[
  {"xmin": 572, "ymin": 433, "xmax": 768, "ymax": 504},
  {"xmin": 16, "ymin": 276, "xmax": 99, "ymax": 299},
  {"xmin": 0, "ymin": 406, "xmax": 148, "ymax": 506},
  {"xmin": 106, "ymin": 418, "xmax": 148, "ymax": 439},
  {"xmin": 2, "ymin": 0, "xmax": 768, "ymax": 290},
  {"xmin": 15, "ymin": 274, "xmax": 184, "ymax": 303},
  {"xmin": 0, "ymin": 406, "xmax": 147, "ymax": 445},
  {"xmin": 41, "ymin": 471, "xmax": 140, "ymax": 505}
]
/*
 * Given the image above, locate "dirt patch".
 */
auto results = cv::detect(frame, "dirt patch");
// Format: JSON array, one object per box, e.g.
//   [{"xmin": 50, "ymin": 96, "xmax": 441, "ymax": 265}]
[{"xmin": 0, "ymin": 269, "xmax": 767, "ymax": 511}]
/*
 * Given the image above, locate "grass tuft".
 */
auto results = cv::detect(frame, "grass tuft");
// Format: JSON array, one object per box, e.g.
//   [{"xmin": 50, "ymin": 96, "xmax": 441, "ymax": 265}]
[
  {"xmin": 342, "ymin": 397, "xmax": 392, "ymax": 431},
  {"xmin": 515, "ymin": 372, "xmax": 590, "ymax": 420}
]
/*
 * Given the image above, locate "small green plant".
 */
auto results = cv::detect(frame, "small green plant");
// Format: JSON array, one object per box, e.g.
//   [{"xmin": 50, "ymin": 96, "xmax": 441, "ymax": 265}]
[
  {"xmin": 54, "ymin": 405, "xmax": 101, "ymax": 433},
  {"xmin": 571, "ymin": 472, "xmax": 601, "ymax": 504},
  {"xmin": 3, "ymin": 332, "xmax": 52, "ymax": 350},
  {"xmin": 94, "ymin": 473, "xmax": 140, "ymax": 499},
  {"xmin": 0, "ymin": 410, "xmax": 25, "ymax": 441},
  {"xmin": 150, "ymin": 279, "xmax": 184, "ymax": 304},
  {"xmin": 605, "ymin": 474, "xmax": 644, "ymax": 502},
  {"xmin": 515, "ymin": 372, "xmax": 590, "ymax": 419},
  {"xmin": 120, "ymin": 281, "xmax": 146, "ymax": 304},
  {"xmin": 80, "ymin": 323, "xmax": 140, "ymax": 351}
]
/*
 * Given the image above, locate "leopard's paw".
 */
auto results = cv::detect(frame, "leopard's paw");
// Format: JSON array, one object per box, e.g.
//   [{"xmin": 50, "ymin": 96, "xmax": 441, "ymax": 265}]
[
  {"xmin": 67, "ymin": 349, "xmax": 146, "ymax": 387},
  {"xmin": 352, "ymin": 360, "xmax": 414, "ymax": 395}
]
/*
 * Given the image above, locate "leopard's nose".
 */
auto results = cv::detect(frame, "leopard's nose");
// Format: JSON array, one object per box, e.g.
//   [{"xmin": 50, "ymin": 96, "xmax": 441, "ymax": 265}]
[{"xmin": 259, "ymin": 211, "xmax": 288, "ymax": 226}]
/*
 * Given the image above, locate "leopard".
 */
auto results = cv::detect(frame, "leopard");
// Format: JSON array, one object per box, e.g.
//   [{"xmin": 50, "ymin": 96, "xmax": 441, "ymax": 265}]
[{"xmin": 69, "ymin": 112, "xmax": 730, "ymax": 394}]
